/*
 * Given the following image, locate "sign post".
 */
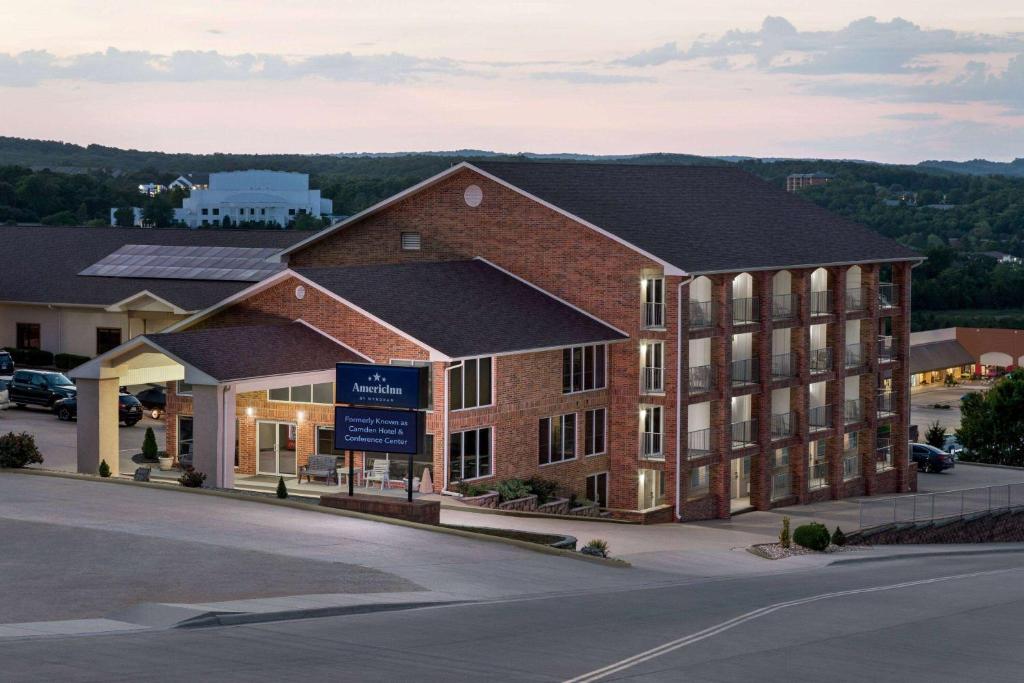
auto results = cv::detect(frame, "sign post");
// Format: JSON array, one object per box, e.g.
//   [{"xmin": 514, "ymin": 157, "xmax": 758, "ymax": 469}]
[{"xmin": 334, "ymin": 362, "xmax": 428, "ymax": 503}]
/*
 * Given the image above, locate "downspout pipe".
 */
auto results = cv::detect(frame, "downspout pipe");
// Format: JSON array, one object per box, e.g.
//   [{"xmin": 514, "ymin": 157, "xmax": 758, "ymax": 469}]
[{"xmin": 676, "ymin": 275, "xmax": 694, "ymax": 521}]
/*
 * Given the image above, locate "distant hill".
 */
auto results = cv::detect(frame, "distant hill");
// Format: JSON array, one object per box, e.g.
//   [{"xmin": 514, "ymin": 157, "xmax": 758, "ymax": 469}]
[{"xmin": 918, "ymin": 158, "xmax": 1024, "ymax": 178}]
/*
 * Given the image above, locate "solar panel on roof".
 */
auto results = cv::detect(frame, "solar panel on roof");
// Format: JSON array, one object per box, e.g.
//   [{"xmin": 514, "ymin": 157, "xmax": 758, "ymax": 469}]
[{"xmin": 78, "ymin": 245, "xmax": 285, "ymax": 282}]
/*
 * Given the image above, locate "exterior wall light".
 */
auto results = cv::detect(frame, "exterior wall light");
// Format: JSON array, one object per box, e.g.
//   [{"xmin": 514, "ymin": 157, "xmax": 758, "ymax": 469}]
[
  {"xmin": 245, "ymin": 407, "xmax": 254, "ymax": 417},
  {"xmin": 297, "ymin": 410, "xmax": 306, "ymax": 422}
]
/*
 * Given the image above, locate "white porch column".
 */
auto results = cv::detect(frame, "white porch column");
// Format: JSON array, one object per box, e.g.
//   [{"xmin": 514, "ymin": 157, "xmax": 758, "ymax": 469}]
[
  {"xmin": 220, "ymin": 385, "xmax": 236, "ymax": 489},
  {"xmin": 76, "ymin": 377, "xmax": 121, "ymax": 476},
  {"xmin": 191, "ymin": 383, "xmax": 226, "ymax": 488}
]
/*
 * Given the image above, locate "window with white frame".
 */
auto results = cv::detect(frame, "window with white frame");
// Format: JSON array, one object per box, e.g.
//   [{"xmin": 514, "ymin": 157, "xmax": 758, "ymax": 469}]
[
  {"xmin": 316, "ymin": 427, "xmax": 345, "ymax": 458},
  {"xmin": 539, "ymin": 413, "xmax": 576, "ymax": 465},
  {"xmin": 642, "ymin": 276, "xmax": 665, "ymax": 328},
  {"xmin": 562, "ymin": 344, "xmax": 607, "ymax": 393},
  {"xmin": 771, "ymin": 448, "xmax": 790, "ymax": 501},
  {"xmin": 390, "ymin": 359, "xmax": 433, "ymax": 410},
  {"xmin": 268, "ymin": 382, "xmax": 334, "ymax": 404},
  {"xmin": 688, "ymin": 464, "xmax": 709, "ymax": 500},
  {"xmin": 843, "ymin": 431, "xmax": 860, "ymax": 481},
  {"xmin": 449, "ymin": 427, "xmax": 492, "ymax": 482},
  {"xmin": 586, "ymin": 472, "xmax": 608, "ymax": 508},
  {"xmin": 641, "ymin": 341, "xmax": 664, "ymax": 393},
  {"xmin": 641, "ymin": 405, "xmax": 663, "ymax": 459},
  {"xmin": 808, "ymin": 439, "xmax": 828, "ymax": 490},
  {"xmin": 449, "ymin": 357, "xmax": 492, "ymax": 410},
  {"xmin": 176, "ymin": 380, "xmax": 193, "ymax": 396},
  {"xmin": 584, "ymin": 408, "xmax": 606, "ymax": 456}
]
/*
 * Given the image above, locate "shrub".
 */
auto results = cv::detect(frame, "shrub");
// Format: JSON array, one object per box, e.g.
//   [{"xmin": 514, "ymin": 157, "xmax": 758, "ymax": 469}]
[
  {"xmin": 525, "ymin": 476, "xmax": 561, "ymax": 505},
  {"xmin": 831, "ymin": 526, "xmax": 847, "ymax": 547},
  {"xmin": 276, "ymin": 476, "xmax": 288, "ymax": 499},
  {"xmin": 582, "ymin": 539, "xmax": 610, "ymax": 558},
  {"xmin": 0, "ymin": 432, "xmax": 44, "ymax": 468},
  {"xmin": 141, "ymin": 427, "xmax": 159, "ymax": 461},
  {"xmin": 495, "ymin": 479, "xmax": 531, "ymax": 503},
  {"xmin": 178, "ymin": 470, "xmax": 207, "ymax": 488},
  {"xmin": 779, "ymin": 516, "xmax": 791, "ymax": 549},
  {"xmin": 453, "ymin": 480, "xmax": 492, "ymax": 497},
  {"xmin": 54, "ymin": 353, "xmax": 90, "ymax": 371},
  {"xmin": 98, "ymin": 459, "xmax": 111, "ymax": 477},
  {"xmin": 925, "ymin": 421, "xmax": 947, "ymax": 448},
  {"xmin": 793, "ymin": 522, "xmax": 831, "ymax": 551},
  {"xmin": 3, "ymin": 347, "xmax": 54, "ymax": 367}
]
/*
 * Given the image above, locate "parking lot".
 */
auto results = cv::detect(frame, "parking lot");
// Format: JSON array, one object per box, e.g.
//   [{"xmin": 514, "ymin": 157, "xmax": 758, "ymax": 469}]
[{"xmin": 911, "ymin": 383, "xmax": 984, "ymax": 434}]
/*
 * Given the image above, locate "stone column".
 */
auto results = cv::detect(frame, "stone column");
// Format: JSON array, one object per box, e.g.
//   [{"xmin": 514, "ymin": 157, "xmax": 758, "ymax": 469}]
[
  {"xmin": 191, "ymin": 383, "xmax": 228, "ymax": 488},
  {"xmin": 76, "ymin": 377, "xmax": 121, "ymax": 476}
]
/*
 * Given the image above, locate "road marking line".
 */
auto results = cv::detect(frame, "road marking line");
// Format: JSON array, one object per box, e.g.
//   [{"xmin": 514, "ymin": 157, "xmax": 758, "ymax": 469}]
[{"xmin": 564, "ymin": 567, "xmax": 1019, "ymax": 683}]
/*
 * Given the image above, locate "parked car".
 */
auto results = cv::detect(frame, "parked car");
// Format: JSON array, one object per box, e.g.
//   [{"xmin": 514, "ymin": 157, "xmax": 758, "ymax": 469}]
[
  {"xmin": 0, "ymin": 350, "xmax": 13, "ymax": 376},
  {"xmin": 133, "ymin": 386, "xmax": 166, "ymax": 419},
  {"xmin": 8, "ymin": 369, "xmax": 77, "ymax": 408},
  {"xmin": 53, "ymin": 393, "xmax": 143, "ymax": 426},
  {"xmin": 942, "ymin": 435, "xmax": 964, "ymax": 459},
  {"xmin": 911, "ymin": 442, "xmax": 956, "ymax": 473}
]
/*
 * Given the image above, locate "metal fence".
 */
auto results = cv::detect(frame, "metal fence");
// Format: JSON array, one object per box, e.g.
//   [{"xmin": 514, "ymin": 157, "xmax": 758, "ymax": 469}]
[{"xmin": 857, "ymin": 482, "xmax": 1024, "ymax": 530}]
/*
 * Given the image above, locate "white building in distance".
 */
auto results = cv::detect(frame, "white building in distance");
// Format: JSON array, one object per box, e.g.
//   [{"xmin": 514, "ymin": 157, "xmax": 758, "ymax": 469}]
[{"xmin": 173, "ymin": 170, "xmax": 333, "ymax": 228}]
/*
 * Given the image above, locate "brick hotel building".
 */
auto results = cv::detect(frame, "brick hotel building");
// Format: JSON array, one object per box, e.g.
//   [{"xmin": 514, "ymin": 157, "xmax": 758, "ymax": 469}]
[{"xmin": 73, "ymin": 162, "xmax": 920, "ymax": 521}]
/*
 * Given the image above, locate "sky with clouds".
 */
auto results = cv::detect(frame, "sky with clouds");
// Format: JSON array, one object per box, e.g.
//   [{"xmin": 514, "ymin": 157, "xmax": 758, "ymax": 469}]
[{"xmin": 3, "ymin": 1, "xmax": 1024, "ymax": 162}]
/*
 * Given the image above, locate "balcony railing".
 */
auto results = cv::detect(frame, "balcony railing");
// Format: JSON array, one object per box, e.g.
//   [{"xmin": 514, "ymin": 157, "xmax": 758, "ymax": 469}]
[
  {"xmin": 844, "ymin": 398, "xmax": 862, "ymax": 424},
  {"xmin": 876, "ymin": 437, "xmax": 894, "ymax": 472},
  {"xmin": 810, "ymin": 290, "xmax": 832, "ymax": 316},
  {"xmin": 772, "ymin": 471, "xmax": 791, "ymax": 501},
  {"xmin": 845, "ymin": 343, "xmax": 863, "ymax": 368},
  {"xmin": 772, "ymin": 293, "xmax": 795, "ymax": 320},
  {"xmin": 689, "ymin": 300, "xmax": 714, "ymax": 329},
  {"xmin": 641, "ymin": 431, "xmax": 663, "ymax": 460},
  {"xmin": 810, "ymin": 347, "xmax": 832, "ymax": 373},
  {"xmin": 845, "ymin": 286, "xmax": 866, "ymax": 312},
  {"xmin": 878, "ymin": 336, "xmax": 895, "ymax": 362},
  {"xmin": 809, "ymin": 405, "xmax": 832, "ymax": 432},
  {"xmin": 843, "ymin": 450, "xmax": 861, "ymax": 481},
  {"xmin": 687, "ymin": 427, "xmax": 712, "ymax": 458},
  {"xmin": 878, "ymin": 283, "xmax": 898, "ymax": 309},
  {"xmin": 731, "ymin": 418, "xmax": 757, "ymax": 448},
  {"xmin": 809, "ymin": 460, "xmax": 829, "ymax": 490},
  {"xmin": 771, "ymin": 412, "xmax": 794, "ymax": 439},
  {"xmin": 877, "ymin": 391, "xmax": 896, "ymax": 417},
  {"xmin": 731, "ymin": 357, "xmax": 758, "ymax": 385},
  {"xmin": 771, "ymin": 352, "xmax": 795, "ymax": 379},
  {"xmin": 643, "ymin": 301, "xmax": 666, "ymax": 329},
  {"xmin": 732, "ymin": 297, "xmax": 759, "ymax": 325},
  {"xmin": 688, "ymin": 364, "xmax": 714, "ymax": 394},
  {"xmin": 642, "ymin": 366, "xmax": 664, "ymax": 394}
]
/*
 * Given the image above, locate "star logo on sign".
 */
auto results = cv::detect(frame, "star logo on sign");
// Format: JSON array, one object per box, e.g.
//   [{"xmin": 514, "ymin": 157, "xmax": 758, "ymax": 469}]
[{"xmin": 372, "ymin": 373, "xmax": 382, "ymax": 382}]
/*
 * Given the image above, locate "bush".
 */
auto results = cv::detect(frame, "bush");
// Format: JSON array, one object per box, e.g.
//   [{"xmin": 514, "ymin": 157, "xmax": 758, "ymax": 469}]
[
  {"xmin": 525, "ymin": 476, "xmax": 561, "ymax": 505},
  {"xmin": 54, "ymin": 353, "xmax": 90, "ymax": 371},
  {"xmin": 793, "ymin": 522, "xmax": 831, "ymax": 551},
  {"xmin": 779, "ymin": 516, "xmax": 791, "ymax": 549},
  {"xmin": 141, "ymin": 427, "xmax": 158, "ymax": 461},
  {"xmin": 178, "ymin": 470, "xmax": 207, "ymax": 488},
  {"xmin": 453, "ymin": 480, "xmax": 492, "ymax": 497},
  {"xmin": 582, "ymin": 539, "xmax": 609, "ymax": 558},
  {"xmin": 98, "ymin": 459, "xmax": 111, "ymax": 477},
  {"xmin": 3, "ymin": 347, "xmax": 54, "ymax": 367},
  {"xmin": 831, "ymin": 526, "xmax": 847, "ymax": 547},
  {"xmin": 276, "ymin": 476, "xmax": 288, "ymax": 499},
  {"xmin": 0, "ymin": 432, "xmax": 44, "ymax": 468},
  {"xmin": 495, "ymin": 479, "xmax": 531, "ymax": 503}
]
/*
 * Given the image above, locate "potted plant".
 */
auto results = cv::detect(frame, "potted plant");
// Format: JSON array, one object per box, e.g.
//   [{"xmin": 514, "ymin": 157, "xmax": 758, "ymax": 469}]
[{"xmin": 157, "ymin": 450, "xmax": 173, "ymax": 471}]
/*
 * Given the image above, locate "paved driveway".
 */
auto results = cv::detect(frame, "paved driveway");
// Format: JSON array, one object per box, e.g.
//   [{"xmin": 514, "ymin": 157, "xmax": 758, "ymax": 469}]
[{"xmin": 911, "ymin": 383, "xmax": 984, "ymax": 433}]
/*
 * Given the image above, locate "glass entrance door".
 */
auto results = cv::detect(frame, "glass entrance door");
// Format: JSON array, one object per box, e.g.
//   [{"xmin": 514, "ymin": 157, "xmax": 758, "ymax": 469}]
[
  {"xmin": 730, "ymin": 455, "xmax": 751, "ymax": 510},
  {"xmin": 257, "ymin": 422, "xmax": 297, "ymax": 475}
]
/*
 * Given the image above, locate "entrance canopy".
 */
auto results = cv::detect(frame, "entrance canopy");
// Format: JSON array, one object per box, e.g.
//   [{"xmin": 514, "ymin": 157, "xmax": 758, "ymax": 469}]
[{"xmin": 70, "ymin": 320, "xmax": 365, "ymax": 486}]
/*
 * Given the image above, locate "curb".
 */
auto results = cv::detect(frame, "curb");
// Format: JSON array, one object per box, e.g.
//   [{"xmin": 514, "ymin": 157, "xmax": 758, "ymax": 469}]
[
  {"xmin": 177, "ymin": 600, "xmax": 465, "ymax": 629},
  {"xmin": 439, "ymin": 500, "xmax": 637, "ymax": 524},
  {"xmin": 955, "ymin": 461, "xmax": 1024, "ymax": 472},
  {"xmin": 3, "ymin": 468, "xmax": 631, "ymax": 568},
  {"xmin": 829, "ymin": 545, "xmax": 1024, "ymax": 566}
]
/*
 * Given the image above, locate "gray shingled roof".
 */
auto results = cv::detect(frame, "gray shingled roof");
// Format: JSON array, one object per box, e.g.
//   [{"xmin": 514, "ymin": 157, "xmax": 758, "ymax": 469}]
[
  {"xmin": 0, "ymin": 225, "xmax": 304, "ymax": 310},
  {"xmin": 145, "ymin": 322, "xmax": 361, "ymax": 381},
  {"xmin": 910, "ymin": 339, "xmax": 975, "ymax": 375},
  {"xmin": 472, "ymin": 161, "xmax": 920, "ymax": 274},
  {"xmin": 295, "ymin": 260, "xmax": 626, "ymax": 358}
]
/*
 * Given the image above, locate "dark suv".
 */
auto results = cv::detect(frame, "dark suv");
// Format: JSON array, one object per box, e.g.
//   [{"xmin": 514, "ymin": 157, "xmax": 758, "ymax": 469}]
[
  {"xmin": 8, "ymin": 369, "xmax": 77, "ymax": 408},
  {"xmin": 53, "ymin": 393, "xmax": 142, "ymax": 426},
  {"xmin": 0, "ymin": 350, "xmax": 13, "ymax": 376}
]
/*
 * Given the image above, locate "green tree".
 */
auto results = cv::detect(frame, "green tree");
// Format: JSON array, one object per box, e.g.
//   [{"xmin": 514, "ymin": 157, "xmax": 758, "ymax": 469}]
[
  {"xmin": 957, "ymin": 369, "xmax": 1024, "ymax": 465},
  {"xmin": 141, "ymin": 196, "xmax": 175, "ymax": 227},
  {"xmin": 114, "ymin": 206, "xmax": 136, "ymax": 227},
  {"xmin": 276, "ymin": 476, "xmax": 288, "ymax": 499},
  {"xmin": 141, "ymin": 427, "xmax": 158, "ymax": 461},
  {"xmin": 924, "ymin": 421, "xmax": 946, "ymax": 448}
]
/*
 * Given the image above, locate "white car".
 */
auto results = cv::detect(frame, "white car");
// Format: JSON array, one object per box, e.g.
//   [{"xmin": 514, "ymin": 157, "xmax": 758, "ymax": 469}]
[{"xmin": 0, "ymin": 382, "xmax": 10, "ymax": 411}]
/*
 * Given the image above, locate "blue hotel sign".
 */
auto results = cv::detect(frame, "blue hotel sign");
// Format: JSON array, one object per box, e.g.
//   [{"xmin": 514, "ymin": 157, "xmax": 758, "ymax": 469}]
[
  {"xmin": 333, "ymin": 406, "xmax": 423, "ymax": 455},
  {"xmin": 335, "ymin": 362, "xmax": 428, "ymax": 410}
]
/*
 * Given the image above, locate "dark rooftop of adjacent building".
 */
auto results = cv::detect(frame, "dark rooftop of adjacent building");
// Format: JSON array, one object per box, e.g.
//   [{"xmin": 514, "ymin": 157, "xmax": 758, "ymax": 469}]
[
  {"xmin": 909, "ymin": 339, "xmax": 975, "ymax": 375},
  {"xmin": 296, "ymin": 259, "xmax": 627, "ymax": 358},
  {"xmin": 472, "ymin": 161, "xmax": 919, "ymax": 274},
  {"xmin": 0, "ymin": 225, "xmax": 305, "ymax": 310},
  {"xmin": 145, "ymin": 322, "xmax": 361, "ymax": 381}
]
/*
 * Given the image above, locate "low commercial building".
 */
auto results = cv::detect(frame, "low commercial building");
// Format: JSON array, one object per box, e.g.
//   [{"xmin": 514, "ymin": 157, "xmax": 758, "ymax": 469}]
[
  {"xmin": 173, "ymin": 170, "xmax": 333, "ymax": 228},
  {"xmin": 74, "ymin": 161, "xmax": 919, "ymax": 522},
  {"xmin": 910, "ymin": 327, "xmax": 1024, "ymax": 387},
  {"xmin": 0, "ymin": 226, "xmax": 304, "ymax": 359}
]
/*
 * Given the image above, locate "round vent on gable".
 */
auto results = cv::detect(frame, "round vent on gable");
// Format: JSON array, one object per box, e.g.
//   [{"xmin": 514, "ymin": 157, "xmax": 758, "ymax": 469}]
[
  {"xmin": 464, "ymin": 184, "xmax": 483, "ymax": 207},
  {"xmin": 294, "ymin": 285, "xmax": 306, "ymax": 300}
]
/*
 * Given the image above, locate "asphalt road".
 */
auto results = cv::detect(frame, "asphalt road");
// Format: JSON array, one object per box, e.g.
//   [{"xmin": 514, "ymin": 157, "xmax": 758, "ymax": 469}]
[{"xmin": 2, "ymin": 550, "xmax": 1022, "ymax": 682}]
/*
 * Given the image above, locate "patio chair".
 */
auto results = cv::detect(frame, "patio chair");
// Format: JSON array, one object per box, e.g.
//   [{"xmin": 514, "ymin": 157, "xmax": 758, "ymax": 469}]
[{"xmin": 364, "ymin": 460, "xmax": 390, "ymax": 489}]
